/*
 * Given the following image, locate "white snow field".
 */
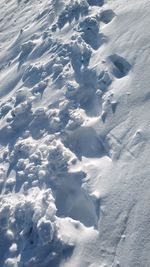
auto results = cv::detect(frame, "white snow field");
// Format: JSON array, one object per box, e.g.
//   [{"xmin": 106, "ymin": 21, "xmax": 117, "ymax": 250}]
[{"xmin": 0, "ymin": 0, "xmax": 150, "ymax": 266}]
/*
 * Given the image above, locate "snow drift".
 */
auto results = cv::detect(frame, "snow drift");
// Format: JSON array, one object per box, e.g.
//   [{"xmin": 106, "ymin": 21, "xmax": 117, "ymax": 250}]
[{"xmin": 0, "ymin": 0, "xmax": 150, "ymax": 266}]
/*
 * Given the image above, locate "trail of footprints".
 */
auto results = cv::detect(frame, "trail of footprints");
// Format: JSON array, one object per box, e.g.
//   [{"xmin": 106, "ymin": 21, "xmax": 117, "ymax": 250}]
[{"xmin": 0, "ymin": 1, "xmax": 132, "ymax": 266}]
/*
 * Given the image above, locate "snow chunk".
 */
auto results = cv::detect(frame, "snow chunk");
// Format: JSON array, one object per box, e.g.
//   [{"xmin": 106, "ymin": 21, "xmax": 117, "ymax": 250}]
[
  {"xmin": 47, "ymin": 139, "xmax": 77, "ymax": 174},
  {"xmin": 57, "ymin": 0, "xmax": 89, "ymax": 29},
  {"xmin": 37, "ymin": 217, "xmax": 54, "ymax": 245}
]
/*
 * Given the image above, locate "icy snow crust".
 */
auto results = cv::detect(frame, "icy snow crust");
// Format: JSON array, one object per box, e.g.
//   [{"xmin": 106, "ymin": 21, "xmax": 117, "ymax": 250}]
[{"xmin": 0, "ymin": 0, "xmax": 150, "ymax": 266}]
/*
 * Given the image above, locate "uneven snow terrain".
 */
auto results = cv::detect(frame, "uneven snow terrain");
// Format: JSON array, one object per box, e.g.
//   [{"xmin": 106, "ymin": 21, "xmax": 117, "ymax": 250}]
[{"xmin": 0, "ymin": 0, "xmax": 150, "ymax": 266}]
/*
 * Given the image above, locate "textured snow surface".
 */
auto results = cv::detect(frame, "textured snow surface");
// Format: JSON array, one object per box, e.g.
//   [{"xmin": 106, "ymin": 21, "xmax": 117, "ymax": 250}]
[{"xmin": 0, "ymin": 0, "xmax": 150, "ymax": 266}]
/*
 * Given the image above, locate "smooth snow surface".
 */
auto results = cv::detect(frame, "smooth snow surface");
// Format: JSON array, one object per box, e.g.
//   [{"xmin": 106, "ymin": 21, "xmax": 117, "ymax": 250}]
[{"xmin": 0, "ymin": 0, "xmax": 150, "ymax": 266}]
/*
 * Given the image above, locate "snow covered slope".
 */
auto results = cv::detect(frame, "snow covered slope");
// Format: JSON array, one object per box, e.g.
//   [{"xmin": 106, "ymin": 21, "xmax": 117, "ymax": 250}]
[{"xmin": 0, "ymin": 0, "xmax": 150, "ymax": 266}]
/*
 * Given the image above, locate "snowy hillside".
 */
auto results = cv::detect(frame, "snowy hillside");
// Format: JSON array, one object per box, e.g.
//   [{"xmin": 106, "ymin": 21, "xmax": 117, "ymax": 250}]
[{"xmin": 0, "ymin": 0, "xmax": 150, "ymax": 266}]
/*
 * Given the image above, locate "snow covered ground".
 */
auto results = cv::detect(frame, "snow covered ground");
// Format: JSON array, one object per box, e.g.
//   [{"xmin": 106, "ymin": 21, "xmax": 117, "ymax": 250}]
[{"xmin": 0, "ymin": 0, "xmax": 150, "ymax": 266}]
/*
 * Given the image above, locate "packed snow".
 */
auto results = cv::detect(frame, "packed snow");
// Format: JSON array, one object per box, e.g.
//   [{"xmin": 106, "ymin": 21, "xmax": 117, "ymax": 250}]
[{"xmin": 0, "ymin": 0, "xmax": 150, "ymax": 266}]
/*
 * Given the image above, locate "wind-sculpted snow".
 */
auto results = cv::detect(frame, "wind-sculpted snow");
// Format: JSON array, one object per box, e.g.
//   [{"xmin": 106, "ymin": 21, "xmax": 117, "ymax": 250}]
[{"xmin": 0, "ymin": 0, "xmax": 150, "ymax": 266}]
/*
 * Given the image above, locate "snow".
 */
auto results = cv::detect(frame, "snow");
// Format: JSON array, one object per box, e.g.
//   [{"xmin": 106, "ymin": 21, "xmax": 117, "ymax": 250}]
[{"xmin": 0, "ymin": 0, "xmax": 150, "ymax": 266}]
